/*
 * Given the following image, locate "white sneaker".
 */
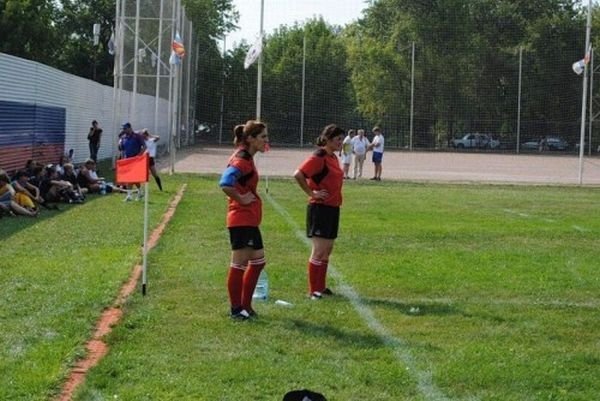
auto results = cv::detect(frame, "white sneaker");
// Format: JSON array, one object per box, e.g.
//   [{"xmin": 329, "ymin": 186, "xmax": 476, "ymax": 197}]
[{"xmin": 310, "ymin": 291, "xmax": 323, "ymax": 300}]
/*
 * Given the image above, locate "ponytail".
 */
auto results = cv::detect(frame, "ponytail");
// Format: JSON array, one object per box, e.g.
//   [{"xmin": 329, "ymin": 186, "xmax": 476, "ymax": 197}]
[
  {"xmin": 316, "ymin": 124, "xmax": 345, "ymax": 147},
  {"xmin": 233, "ymin": 120, "xmax": 266, "ymax": 146}
]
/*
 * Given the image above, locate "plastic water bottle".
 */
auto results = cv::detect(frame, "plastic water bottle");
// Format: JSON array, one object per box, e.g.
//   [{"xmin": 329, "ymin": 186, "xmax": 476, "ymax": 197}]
[
  {"xmin": 100, "ymin": 182, "xmax": 106, "ymax": 195},
  {"xmin": 253, "ymin": 270, "xmax": 269, "ymax": 300}
]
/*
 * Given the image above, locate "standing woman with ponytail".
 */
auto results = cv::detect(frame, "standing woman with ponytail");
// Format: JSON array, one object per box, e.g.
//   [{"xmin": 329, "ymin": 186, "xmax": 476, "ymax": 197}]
[
  {"xmin": 219, "ymin": 120, "xmax": 269, "ymax": 320},
  {"xmin": 293, "ymin": 124, "xmax": 345, "ymax": 299}
]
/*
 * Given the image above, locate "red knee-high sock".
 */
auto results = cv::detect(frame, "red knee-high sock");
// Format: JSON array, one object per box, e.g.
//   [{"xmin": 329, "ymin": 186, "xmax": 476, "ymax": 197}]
[
  {"xmin": 308, "ymin": 258, "xmax": 326, "ymax": 294},
  {"xmin": 227, "ymin": 263, "xmax": 246, "ymax": 309},
  {"xmin": 241, "ymin": 257, "xmax": 266, "ymax": 311},
  {"xmin": 320, "ymin": 260, "xmax": 329, "ymax": 291}
]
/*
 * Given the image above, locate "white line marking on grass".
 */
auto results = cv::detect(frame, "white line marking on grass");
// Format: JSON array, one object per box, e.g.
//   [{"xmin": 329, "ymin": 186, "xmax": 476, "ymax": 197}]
[
  {"xmin": 572, "ymin": 225, "xmax": 589, "ymax": 232},
  {"xmin": 504, "ymin": 208, "xmax": 557, "ymax": 223},
  {"xmin": 267, "ymin": 194, "xmax": 464, "ymax": 401}
]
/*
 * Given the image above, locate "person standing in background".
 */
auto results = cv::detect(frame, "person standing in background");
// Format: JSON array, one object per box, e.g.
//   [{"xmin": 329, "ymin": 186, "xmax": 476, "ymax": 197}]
[
  {"xmin": 293, "ymin": 124, "xmax": 345, "ymax": 299},
  {"xmin": 369, "ymin": 126, "xmax": 384, "ymax": 181},
  {"xmin": 142, "ymin": 129, "xmax": 163, "ymax": 191},
  {"xmin": 87, "ymin": 120, "xmax": 102, "ymax": 162},
  {"xmin": 119, "ymin": 122, "xmax": 146, "ymax": 201},
  {"xmin": 340, "ymin": 129, "xmax": 354, "ymax": 179},
  {"xmin": 351, "ymin": 129, "xmax": 370, "ymax": 179}
]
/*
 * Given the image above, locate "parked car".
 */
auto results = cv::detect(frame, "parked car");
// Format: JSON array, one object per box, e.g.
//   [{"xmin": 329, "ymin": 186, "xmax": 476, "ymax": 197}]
[
  {"xmin": 521, "ymin": 139, "xmax": 539, "ymax": 150},
  {"xmin": 521, "ymin": 136, "xmax": 569, "ymax": 151},
  {"xmin": 451, "ymin": 133, "xmax": 500, "ymax": 149},
  {"xmin": 545, "ymin": 136, "xmax": 569, "ymax": 151}
]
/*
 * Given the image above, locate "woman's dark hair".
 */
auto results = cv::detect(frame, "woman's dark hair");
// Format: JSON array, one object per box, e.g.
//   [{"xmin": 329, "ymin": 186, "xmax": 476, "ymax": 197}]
[
  {"xmin": 316, "ymin": 124, "xmax": 345, "ymax": 146},
  {"xmin": 233, "ymin": 120, "xmax": 266, "ymax": 146},
  {"xmin": 92, "ymin": 120, "xmax": 98, "ymax": 126}
]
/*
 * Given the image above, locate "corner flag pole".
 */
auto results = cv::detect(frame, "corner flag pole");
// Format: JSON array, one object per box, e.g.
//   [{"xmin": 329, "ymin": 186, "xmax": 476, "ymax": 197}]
[
  {"xmin": 577, "ymin": 0, "xmax": 592, "ymax": 184},
  {"xmin": 142, "ymin": 182, "xmax": 149, "ymax": 295},
  {"xmin": 257, "ymin": 0, "xmax": 269, "ymax": 193}
]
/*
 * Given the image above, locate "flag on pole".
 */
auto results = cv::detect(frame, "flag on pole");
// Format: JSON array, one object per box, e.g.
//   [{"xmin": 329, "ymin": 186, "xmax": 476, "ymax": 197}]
[
  {"xmin": 116, "ymin": 153, "xmax": 149, "ymax": 184},
  {"xmin": 170, "ymin": 31, "xmax": 185, "ymax": 65},
  {"xmin": 573, "ymin": 59, "xmax": 585, "ymax": 75},
  {"xmin": 244, "ymin": 35, "xmax": 263, "ymax": 69},
  {"xmin": 172, "ymin": 31, "xmax": 185, "ymax": 57},
  {"xmin": 573, "ymin": 45, "xmax": 592, "ymax": 75},
  {"xmin": 108, "ymin": 29, "xmax": 116, "ymax": 55}
]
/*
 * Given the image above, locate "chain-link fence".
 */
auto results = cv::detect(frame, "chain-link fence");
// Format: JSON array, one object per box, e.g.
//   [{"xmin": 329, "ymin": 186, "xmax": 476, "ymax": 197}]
[
  {"xmin": 193, "ymin": 15, "xmax": 599, "ymax": 156},
  {"xmin": 115, "ymin": 0, "xmax": 195, "ymax": 155}
]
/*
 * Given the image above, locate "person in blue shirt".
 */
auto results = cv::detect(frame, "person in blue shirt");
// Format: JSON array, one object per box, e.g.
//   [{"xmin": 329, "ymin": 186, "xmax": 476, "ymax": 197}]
[{"xmin": 118, "ymin": 122, "xmax": 146, "ymax": 201}]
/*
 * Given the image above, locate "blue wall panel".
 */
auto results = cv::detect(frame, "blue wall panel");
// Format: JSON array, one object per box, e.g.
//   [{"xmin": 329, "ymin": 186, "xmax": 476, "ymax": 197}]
[{"xmin": 0, "ymin": 100, "xmax": 65, "ymax": 172}]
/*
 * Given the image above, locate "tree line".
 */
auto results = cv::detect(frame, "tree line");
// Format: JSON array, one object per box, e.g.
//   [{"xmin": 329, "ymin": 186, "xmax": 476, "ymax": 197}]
[{"xmin": 3, "ymin": 0, "xmax": 599, "ymax": 148}]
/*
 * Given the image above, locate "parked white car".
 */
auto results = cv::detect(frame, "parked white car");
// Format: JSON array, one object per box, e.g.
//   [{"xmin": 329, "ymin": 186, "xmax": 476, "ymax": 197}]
[{"xmin": 451, "ymin": 133, "xmax": 500, "ymax": 149}]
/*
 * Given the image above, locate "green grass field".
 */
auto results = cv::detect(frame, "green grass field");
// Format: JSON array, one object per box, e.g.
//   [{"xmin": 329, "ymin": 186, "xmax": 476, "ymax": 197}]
[{"xmin": 2, "ymin": 176, "xmax": 600, "ymax": 401}]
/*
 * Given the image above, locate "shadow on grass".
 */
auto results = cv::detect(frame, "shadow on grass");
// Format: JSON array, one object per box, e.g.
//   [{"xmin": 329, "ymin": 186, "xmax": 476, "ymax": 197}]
[
  {"xmin": 288, "ymin": 319, "xmax": 384, "ymax": 348},
  {"xmin": 363, "ymin": 297, "xmax": 464, "ymax": 317},
  {"xmin": 363, "ymin": 297, "xmax": 510, "ymax": 323},
  {"xmin": 0, "ymin": 159, "xmax": 117, "ymax": 240},
  {"xmin": 0, "ymin": 194, "xmax": 107, "ymax": 240}
]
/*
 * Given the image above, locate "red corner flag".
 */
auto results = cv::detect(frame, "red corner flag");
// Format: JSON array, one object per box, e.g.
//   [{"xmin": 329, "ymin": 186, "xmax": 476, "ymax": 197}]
[{"xmin": 116, "ymin": 153, "xmax": 149, "ymax": 184}]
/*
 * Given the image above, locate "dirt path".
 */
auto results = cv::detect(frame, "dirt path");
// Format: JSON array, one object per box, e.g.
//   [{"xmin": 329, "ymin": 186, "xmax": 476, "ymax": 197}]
[
  {"xmin": 161, "ymin": 146, "xmax": 600, "ymax": 186},
  {"xmin": 55, "ymin": 184, "xmax": 187, "ymax": 401}
]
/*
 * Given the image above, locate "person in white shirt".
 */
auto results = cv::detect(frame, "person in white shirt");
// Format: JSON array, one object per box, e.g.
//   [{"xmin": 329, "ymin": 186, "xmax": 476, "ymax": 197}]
[
  {"xmin": 369, "ymin": 126, "xmax": 385, "ymax": 181},
  {"xmin": 350, "ymin": 128, "xmax": 370, "ymax": 179},
  {"xmin": 339, "ymin": 129, "xmax": 355, "ymax": 179},
  {"xmin": 142, "ymin": 129, "xmax": 163, "ymax": 191}
]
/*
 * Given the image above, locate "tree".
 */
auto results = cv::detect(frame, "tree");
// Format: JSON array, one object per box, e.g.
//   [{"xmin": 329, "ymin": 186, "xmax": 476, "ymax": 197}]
[{"xmin": 0, "ymin": 0, "xmax": 61, "ymax": 65}]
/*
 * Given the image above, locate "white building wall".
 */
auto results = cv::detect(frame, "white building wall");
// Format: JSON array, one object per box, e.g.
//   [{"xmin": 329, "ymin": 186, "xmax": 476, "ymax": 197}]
[{"xmin": 0, "ymin": 53, "xmax": 171, "ymax": 164}]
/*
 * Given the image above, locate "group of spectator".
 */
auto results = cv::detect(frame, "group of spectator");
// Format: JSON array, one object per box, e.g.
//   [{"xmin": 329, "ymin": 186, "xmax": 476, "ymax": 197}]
[
  {"xmin": 0, "ymin": 155, "xmax": 117, "ymax": 218},
  {"xmin": 1, "ymin": 119, "xmax": 165, "ymax": 218},
  {"xmin": 339, "ymin": 126, "xmax": 385, "ymax": 180}
]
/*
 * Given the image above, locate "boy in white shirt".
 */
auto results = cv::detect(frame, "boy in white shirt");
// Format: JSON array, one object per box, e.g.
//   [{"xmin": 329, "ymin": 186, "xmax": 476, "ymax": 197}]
[{"xmin": 369, "ymin": 126, "xmax": 385, "ymax": 181}]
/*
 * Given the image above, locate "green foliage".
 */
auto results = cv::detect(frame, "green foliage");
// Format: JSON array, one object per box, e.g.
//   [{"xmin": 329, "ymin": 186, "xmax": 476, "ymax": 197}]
[
  {"xmin": 342, "ymin": 0, "xmax": 594, "ymax": 145},
  {"xmin": 0, "ymin": 0, "xmax": 61, "ymax": 64}
]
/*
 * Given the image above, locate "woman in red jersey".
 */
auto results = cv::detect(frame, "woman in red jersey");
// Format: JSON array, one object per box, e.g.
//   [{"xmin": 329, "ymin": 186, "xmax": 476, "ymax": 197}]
[
  {"xmin": 219, "ymin": 120, "xmax": 269, "ymax": 319},
  {"xmin": 293, "ymin": 124, "xmax": 345, "ymax": 299}
]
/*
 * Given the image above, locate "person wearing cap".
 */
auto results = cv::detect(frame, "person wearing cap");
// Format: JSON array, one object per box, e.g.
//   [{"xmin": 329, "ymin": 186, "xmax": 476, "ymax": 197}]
[
  {"xmin": 219, "ymin": 120, "xmax": 269, "ymax": 320},
  {"xmin": 119, "ymin": 122, "xmax": 146, "ymax": 201},
  {"xmin": 141, "ymin": 129, "xmax": 163, "ymax": 191},
  {"xmin": 293, "ymin": 124, "xmax": 345, "ymax": 300},
  {"xmin": 87, "ymin": 120, "xmax": 102, "ymax": 162}
]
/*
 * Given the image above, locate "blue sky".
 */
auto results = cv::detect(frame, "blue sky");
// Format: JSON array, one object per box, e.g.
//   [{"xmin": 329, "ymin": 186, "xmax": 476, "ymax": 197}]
[{"xmin": 226, "ymin": 0, "xmax": 368, "ymax": 48}]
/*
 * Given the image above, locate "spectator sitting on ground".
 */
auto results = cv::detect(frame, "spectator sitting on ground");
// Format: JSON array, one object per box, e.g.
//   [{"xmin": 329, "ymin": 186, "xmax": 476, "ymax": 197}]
[
  {"xmin": 40, "ymin": 165, "xmax": 83, "ymax": 204},
  {"xmin": 12, "ymin": 169, "xmax": 43, "ymax": 212},
  {"xmin": 77, "ymin": 159, "xmax": 103, "ymax": 193},
  {"xmin": 55, "ymin": 154, "xmax": 70, "ymax": 176},
  {"xmin": 24, "ymin": 159, "xmax": 38, "ymax": 177},
  {"xmin": 61, "ymin": 163, "xmax": 86, "ymax": 197},
  {"xmin": 1, "ymin": 170, "xmax": 37, "ymax": 217},
  {"xmin": 77, "ymin": 159, "xmax": 126, "ymax": 194}
]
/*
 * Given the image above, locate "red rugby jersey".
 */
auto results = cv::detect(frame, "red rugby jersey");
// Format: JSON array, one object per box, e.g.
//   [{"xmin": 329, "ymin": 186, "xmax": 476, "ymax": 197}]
[
  {"xmin": 297, "ymin": 148, "xmax": 344, "ymax": 207},
  {"xmin": 225, "ymin": 147, "xmax": 262, "ymax": 227}
]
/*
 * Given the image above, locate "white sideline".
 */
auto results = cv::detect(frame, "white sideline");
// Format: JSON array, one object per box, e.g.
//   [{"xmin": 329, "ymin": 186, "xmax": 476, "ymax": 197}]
[{"xmin": 266, "ymin": 193, "xmax": 469, "ymax": 401}]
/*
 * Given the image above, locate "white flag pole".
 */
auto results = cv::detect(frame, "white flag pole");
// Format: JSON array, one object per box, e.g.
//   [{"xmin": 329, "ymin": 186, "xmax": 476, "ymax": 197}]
[
  {"xmin": 577, "ymin": 0, "xmax": 592, "ymax": 184},
  {"xmin": 142, "ymin": 182, "xmax": 149, "ymax": 295},
  {"xmin": 256, "ymin": 0, "xmax": 264, "ymax": 120}
]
